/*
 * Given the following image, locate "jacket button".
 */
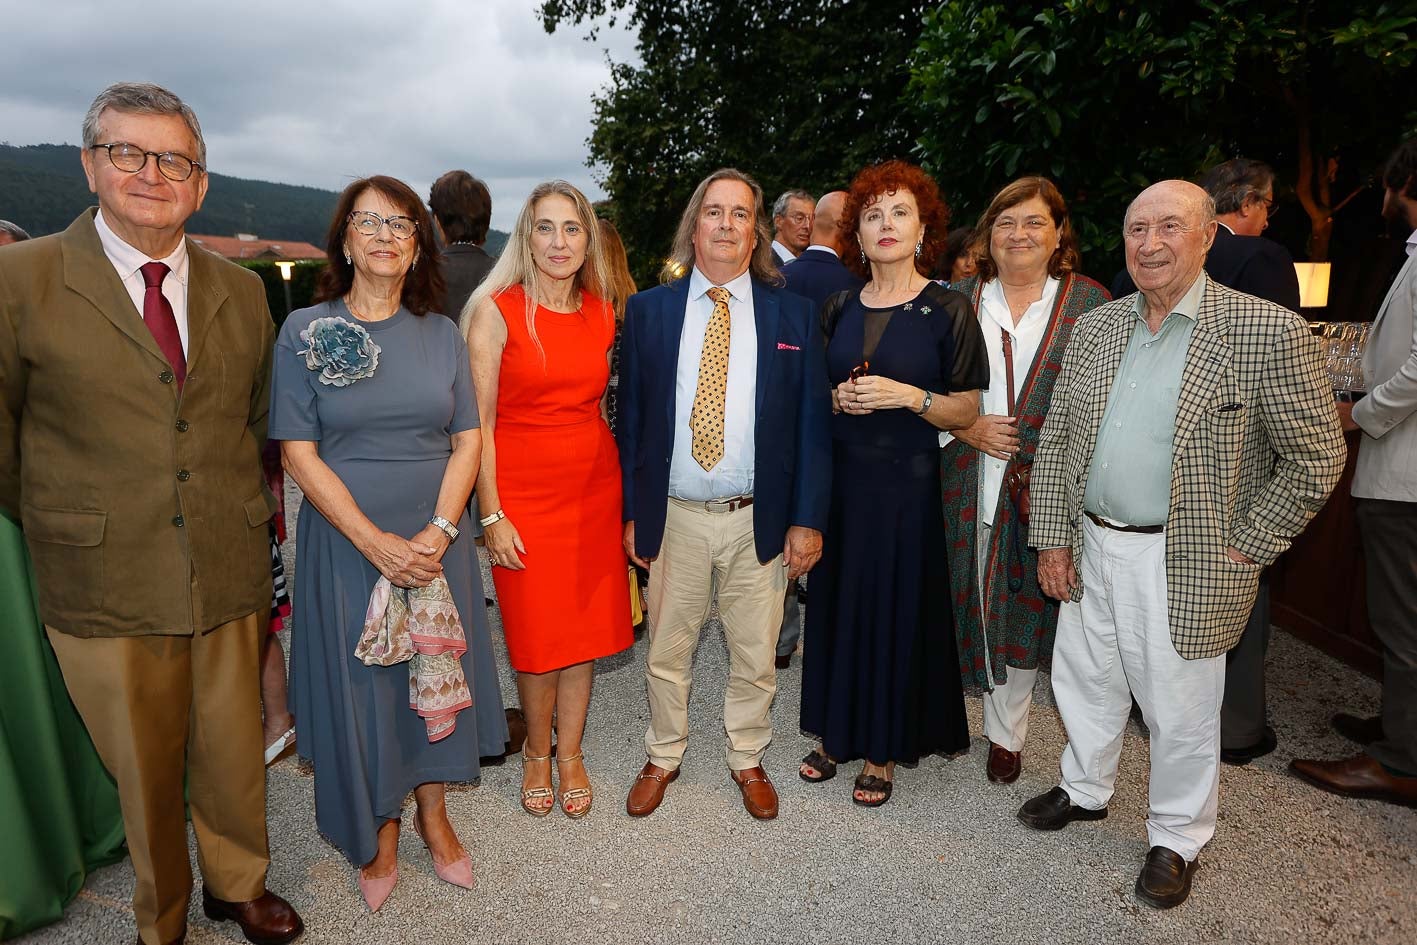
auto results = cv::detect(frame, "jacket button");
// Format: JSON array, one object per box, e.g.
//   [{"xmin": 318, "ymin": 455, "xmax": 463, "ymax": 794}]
[
  {"xmin": 172, "ymin": 515, "xmax": 185, "ymax": 527},
  {"xmin": 176, "ymin": 419, "xmax": 189, "ymax": 432},
  {"xmin": 177, "ymin": 469, "xmax": 191, "ymax": 481},
  {"xmin": 160, "ymin": 370, "xmax": 175, "ymax": 384}
]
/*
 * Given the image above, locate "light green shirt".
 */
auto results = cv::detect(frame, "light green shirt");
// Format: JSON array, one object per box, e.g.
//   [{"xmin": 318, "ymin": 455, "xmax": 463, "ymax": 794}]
[{"xmin": 1082, "ymin": 273, "xmax": 1207, "ymax": 526}]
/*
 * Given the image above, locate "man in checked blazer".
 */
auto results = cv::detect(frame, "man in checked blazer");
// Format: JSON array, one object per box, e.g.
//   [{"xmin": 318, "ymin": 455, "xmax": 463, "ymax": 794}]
[
  {"xmin": 1018, "ymin": 181, "xmax": 1345, "ymax": 909},
  {"xmin": 0, "ymin": 83, "xmax": 301, "ymax": 945}
]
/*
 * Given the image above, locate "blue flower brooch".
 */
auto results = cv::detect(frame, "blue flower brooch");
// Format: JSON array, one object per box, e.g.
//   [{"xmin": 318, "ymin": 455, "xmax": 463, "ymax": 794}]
[{"xmin": 298, "ymin": 316, "xmax": 380, "ymax": 387}]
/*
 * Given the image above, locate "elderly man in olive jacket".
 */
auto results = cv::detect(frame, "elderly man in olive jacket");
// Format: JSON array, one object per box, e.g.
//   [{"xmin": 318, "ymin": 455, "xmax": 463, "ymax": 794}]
[{"xmin": 0, "ymin": 83, "xmax": 301, "ymax": 945}]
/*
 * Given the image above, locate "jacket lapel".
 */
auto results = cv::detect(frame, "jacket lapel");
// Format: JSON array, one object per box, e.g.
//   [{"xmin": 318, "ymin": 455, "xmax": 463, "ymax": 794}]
[
  {"xmin": 183, "ymin": 242, "xmax": 229, "ymax": 376},
  {"xmin": 751, "ymin": 278, "xmax": 778, "ymax": 418},
  {"xmin": 1082, "ymin": 303, "xmax": 1132, "ymax": 437},
  {"xmin": 1171, "ymin": 281, "xmax": 1232, "ymax": 462},
  {"xmin": 660, "ymin": 279, "xmax": 690, "ymax": 445},
  {"xmin": 60, "ymin": 210, "xmax": 167, "ymax": 365}
]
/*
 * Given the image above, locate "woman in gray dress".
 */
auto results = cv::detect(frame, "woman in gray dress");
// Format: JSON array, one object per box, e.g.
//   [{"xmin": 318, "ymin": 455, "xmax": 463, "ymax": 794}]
[{"xmin": 271, "ymin": 176, "xmax": 506, "ymax": 911}]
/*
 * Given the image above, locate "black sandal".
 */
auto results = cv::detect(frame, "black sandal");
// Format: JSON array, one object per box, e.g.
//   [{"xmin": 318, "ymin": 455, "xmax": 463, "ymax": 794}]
[
  {"xmin": 799, "ymin": 749, "xmax": 838, "ymax": 783},
  {"xmin": 852, "ymin": 773, "xmax": 894, "ymax": 808}
]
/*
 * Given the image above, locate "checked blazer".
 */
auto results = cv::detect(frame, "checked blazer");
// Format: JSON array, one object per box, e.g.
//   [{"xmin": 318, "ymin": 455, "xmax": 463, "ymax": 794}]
[{"xmin": 1030, "ymin": 278, "xmax": 1346, "ymax": 658}]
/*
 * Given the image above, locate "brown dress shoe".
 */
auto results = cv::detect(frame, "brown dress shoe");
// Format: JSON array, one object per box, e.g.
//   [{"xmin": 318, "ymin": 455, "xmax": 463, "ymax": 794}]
[
  {"xmin": 1134, "ymin": 846, "xmax": 1198, "ymax": 909},
  {"xmin": 1290, "ymin": 753, "xmax": 1417, "ymax": 808},
  {"xmin": 504, "ymin": 707, "xmax": 528, "ymax": 755},
  {"xmin": 626, "ymin": 760, "xmax": 679, "ymax": 816},
  {"xmin": 986, "ymin": 742, "xmax": 1021, "ymax": 783},
  {"xmin": 201, "ymin": 888, "xmax": 303, "ymax": 945},
  {"xmin": 731, "ymin": 765, "xmax": 779, "ymax": 819}
]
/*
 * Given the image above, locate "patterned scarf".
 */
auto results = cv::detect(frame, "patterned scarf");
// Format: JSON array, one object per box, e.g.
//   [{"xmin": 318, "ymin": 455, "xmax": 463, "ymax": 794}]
[{"xmin": 356, "ymin": 576, "xmax": 472, "ymax": 742}]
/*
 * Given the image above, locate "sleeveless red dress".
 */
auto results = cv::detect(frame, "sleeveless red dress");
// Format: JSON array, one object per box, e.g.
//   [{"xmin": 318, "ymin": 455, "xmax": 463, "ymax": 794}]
[{"xmin": 490, "ymin": 285, "xmax": 633, "ymax": 673}]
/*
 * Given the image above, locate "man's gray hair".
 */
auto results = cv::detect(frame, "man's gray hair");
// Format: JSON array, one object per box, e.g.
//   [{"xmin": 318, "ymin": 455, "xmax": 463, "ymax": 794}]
[
  {"xmin": 772, "ymin": 189, "xmax": 813, "ymax": 219},
  {"xmin": 0, "ymin": 220, "xmax": 31, "ymax": 242},
  {"xmin": 82, "ymin": 82, "xmax": 207, "ymax": 167},
  {"xmin": 1200, "ymin": 159, "xmax": 1275, "ymax": 215},
  {"xmin": 661, "ymin": 168, "xmax": 782, "ymax": 286}
]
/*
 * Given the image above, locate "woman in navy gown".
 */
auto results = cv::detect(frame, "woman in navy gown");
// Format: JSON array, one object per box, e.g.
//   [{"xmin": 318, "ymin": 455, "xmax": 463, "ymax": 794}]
[{"xmin": 799, "ymin": 161, "xmax": 988, "ymax": 806}]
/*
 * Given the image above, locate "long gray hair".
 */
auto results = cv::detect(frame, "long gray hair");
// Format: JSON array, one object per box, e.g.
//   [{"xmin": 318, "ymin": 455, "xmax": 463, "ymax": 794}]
[
  {"xmin": 463, "ymin": 180, "xmax": 610, "ymax": 364},
  {"xmin": 660, "ymin": 168, "xmax": 783, "ymax": 286}
]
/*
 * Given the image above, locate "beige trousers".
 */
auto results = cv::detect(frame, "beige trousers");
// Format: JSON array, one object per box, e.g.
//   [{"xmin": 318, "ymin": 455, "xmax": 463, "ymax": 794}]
[
  {"xmin": 644, "ymin": 498, "xmax": 787, "ymax": 771},
  {"xmin": 47, "ymin": 613, "xmax": 269, "ymax": 944}
]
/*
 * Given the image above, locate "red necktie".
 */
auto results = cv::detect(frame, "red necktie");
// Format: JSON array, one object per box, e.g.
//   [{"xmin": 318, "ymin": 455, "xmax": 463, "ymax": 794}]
[{"xmin": 139, "ymin": 262, "xmax": 186, "ymax": 389}]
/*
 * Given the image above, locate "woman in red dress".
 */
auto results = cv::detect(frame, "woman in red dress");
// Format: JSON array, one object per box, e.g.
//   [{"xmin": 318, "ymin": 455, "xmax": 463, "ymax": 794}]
[{"xmin": 464, "ymin": 181, "xmax": 632, "ymax": 819}]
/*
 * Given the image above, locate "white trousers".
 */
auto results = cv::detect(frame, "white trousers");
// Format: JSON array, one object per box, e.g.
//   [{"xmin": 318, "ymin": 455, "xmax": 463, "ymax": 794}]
[
  {"xmin": 1052, "ymin": 517, "xmax": 1225, "ymax": 861},
  {"xmin": 976, "ymin": 522, "xmax": 1039, "ymax": 752}
]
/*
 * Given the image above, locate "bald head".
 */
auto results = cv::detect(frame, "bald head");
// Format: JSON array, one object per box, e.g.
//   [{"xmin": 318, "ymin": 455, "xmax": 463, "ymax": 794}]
[
  {"xmin": 811, "ymin": 191, "xmax": 849, "ymax": 253},
  {"xmin": 1123, "ymin": 180, "xmax": 1218, "ymax": 319},
  {"xmin": 1125, "ymin": 180, "xmax": 1215, "ymax": 231}
]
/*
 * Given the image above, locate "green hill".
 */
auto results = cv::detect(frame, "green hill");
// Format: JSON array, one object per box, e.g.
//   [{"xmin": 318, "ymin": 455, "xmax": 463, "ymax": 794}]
[{"xmin": 0, "ymin": 143, "xmax": 507, "ymax": 255}]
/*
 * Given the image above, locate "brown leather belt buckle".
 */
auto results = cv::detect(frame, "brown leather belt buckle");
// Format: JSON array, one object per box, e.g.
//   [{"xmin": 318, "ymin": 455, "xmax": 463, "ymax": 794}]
[
  {"xmin": 1085, "ymin": 511, "xmax": 1164, "ymax": 535},
  {"xmin": 704, "ymin": 494, "xmax": 754, "ymax": 513}
]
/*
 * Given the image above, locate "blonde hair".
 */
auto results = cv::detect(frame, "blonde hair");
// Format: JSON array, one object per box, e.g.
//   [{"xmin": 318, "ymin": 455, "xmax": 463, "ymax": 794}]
[
  {"xmin": 598, "ymin": 218, "xmax": 637, "ymax": 321},
  {"xmin": 462, "ymin": 180, "xmax": 610, "ymax": 362}
]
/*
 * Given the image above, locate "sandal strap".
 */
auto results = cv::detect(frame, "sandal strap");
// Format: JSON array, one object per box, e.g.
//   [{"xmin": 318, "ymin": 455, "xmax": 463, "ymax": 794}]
[
  {"xmin": 522, "ymin": 787, "xmax": 554, "ymax": 800},
  {"xmin": 801, "ymin": 749, "xmax": 837, "ymax": 772},
  {"xmin": 523, "ymin": 752, "xmax": 552, "ymax": 763},
  {"xmin": 560, "ymin": 787, "xmax": 592, "ymax": 802},
  {"xmin": 854, "ymin": 774, "xmax": 890, "ymax": 791},
  {"xmin": 555, "ymin": 752, "xmax": 584, "ymax": 764}
]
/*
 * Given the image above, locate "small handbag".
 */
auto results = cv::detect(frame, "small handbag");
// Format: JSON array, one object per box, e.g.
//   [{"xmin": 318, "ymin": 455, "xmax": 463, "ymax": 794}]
[{"xmin": 1001, "ymin": 330, "xmax": 1032, "ymax": 525}]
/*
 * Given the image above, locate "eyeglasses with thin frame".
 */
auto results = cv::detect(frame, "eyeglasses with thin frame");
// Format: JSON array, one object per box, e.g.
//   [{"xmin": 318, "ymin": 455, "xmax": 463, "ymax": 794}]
[
  {"xmin": 347, "ymin": 210, "xmax": 419, "ymax": 240},
  {"xmin": 92, "ymin": 142, "xmax": 204, "ymax": 182}
]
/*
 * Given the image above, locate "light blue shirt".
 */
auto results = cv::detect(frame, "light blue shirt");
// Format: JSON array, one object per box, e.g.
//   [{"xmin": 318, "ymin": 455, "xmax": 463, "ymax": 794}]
[
  {"xmin": 1083, "ymin": 272, "xmax": 1207, "ymax": 526},
  {"xmin": 668, "ymin": 267, "xmax": 758, "ymax": 501}
]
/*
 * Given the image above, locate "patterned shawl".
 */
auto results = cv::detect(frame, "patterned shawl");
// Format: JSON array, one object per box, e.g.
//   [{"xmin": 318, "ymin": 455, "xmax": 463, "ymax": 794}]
[
  {"xmin": 941, "ymin": 272, "xmax": 1111, "ymax": 689},
  {"xmin": 356, "ymin": 575, "xmax": 472, "ymax": 741}
]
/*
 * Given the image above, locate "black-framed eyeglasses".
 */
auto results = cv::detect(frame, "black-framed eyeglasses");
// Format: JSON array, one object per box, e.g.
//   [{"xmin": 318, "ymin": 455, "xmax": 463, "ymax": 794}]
[
  {"xmin": 92, "ymin": 142, "xmax": 203, "ymax": 182},
  {"xmin": 347, "ymin": 210, "xmax": 419, "ymax": 240}
]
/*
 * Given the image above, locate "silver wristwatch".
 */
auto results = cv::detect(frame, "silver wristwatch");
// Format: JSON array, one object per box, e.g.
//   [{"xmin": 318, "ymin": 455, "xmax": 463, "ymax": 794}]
[
  {"xmin": 916, "ymin": 390, "xmax": 934, "ymax": 415},
  {"xmin": 429, "ymin": 515, "xmax": 460, "ymax": 542}
]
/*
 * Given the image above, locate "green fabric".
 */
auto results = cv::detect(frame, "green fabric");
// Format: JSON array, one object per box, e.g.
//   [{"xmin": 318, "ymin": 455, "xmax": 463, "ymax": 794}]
[
  {"xmin": 0, "ymin": 513, "xmax": 126, "ymax": 940},
  {"xmin": 1083, "ymin": 273, "xmax": 1206, "ymax": 526}
]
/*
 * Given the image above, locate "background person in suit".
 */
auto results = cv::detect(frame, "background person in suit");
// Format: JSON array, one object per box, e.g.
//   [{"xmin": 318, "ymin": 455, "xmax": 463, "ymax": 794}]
[
  {"xmin": 1291, "ymin": 138, "xmax": 1417, "ymax": 808},
  {"xmin": 1022, "ymin": 181, "xmax": 1344, "ymax": 909},
  {"xmin": 430, "ymin": 169, "xmax": 495, "ymax": 320},
  {"xmin": 618, "ymin": 168, "xmax": 831, "ymax": 821},
  {"xmin": 0, "ymin": 220, "xmax": 30, "ymax": 245},
  {"xmin": 1112, "ymin": 158, "xmax": 1303, "ymax": 767},
  {"xmin": 0, "ymin": 82, "xmax": 302, "ymax": 945},
  {"xmin": 770, "ymin": 188, "xmax": 814, "ymax": 267}
]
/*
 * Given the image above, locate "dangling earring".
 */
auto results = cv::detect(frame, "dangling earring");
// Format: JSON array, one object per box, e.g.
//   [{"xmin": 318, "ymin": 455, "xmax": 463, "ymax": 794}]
[
  {"xmin": 859, "ymin": 247, "xmax": 866, "ymax": 266},
  {"xmin": 412, "ymin": 255, "xmax": 419, "ymax": 271},
  {"xmin": 915, "ymin": 239, "xmax": 923, "ymax": 258},
  {"xmin": 342, "ymin": 247, "xmax": 351, "ymax": 265}
]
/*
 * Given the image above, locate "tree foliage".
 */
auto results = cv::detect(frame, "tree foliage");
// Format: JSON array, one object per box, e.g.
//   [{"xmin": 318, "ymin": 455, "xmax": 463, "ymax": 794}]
[
  {"xmin": 540, "ymin": 0, "xmax": 934, "ymax": 284},
  {"xmin": 910, "ymin": 1, "xmax": 1417, "ymax": 269}
]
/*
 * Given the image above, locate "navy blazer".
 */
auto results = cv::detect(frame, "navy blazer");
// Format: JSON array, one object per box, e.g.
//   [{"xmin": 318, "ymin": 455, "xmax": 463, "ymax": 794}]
[
  {"xmin": 617, "ymin": 275, "xmax": 832, "ymax": 563},
  {"xmin": 1112, "ymin": 226, "xmax": 1301, "ymax": 312},
  {"xmin": 782, "ymin": 248, "xmax": 866, "ymax": 310}
]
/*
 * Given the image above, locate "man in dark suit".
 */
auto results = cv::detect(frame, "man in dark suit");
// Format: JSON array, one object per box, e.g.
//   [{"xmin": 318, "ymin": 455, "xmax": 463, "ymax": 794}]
[
  {"xmin": 429, "ymin": 169, "xmax": 495, "ymax": 320},
  {"xmin": 618, "ymin": 168, "xmax": 831, "ymax": 820},
  {"xmin": 1112, "ymin": 159, "xmax": 1302, "ymax": 766},
  {"xmin": 0, "ymin": 82, "xmax": 302, "ymax": 945},
  {"xmin": 770, "ymin": 188, "xmax": 814, "ymax": 268}
]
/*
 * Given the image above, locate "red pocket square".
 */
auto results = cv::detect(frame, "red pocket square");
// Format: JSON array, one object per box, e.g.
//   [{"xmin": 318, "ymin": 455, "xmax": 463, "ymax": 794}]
[{"xmin": 777, "ymin": 342, "xmax": 801, "ymax": 351}]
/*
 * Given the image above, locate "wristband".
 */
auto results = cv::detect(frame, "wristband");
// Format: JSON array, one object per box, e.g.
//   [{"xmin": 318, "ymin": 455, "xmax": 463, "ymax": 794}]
[{"xmin": 479, "ymin": 509, "xmax": 506, "ymax": 528}]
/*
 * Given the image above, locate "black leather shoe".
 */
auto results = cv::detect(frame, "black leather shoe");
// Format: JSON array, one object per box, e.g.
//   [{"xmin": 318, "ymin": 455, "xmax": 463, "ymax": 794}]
[
  {"xmin": 1134, "ymin": 846, "xmax": 1198, "ymax": 908},
  {"xmin": 1220, "ymin": 726, "xmax": 1277, "ymax": 766},
  {"xmin": 1017, "ymin": 786, "xmax": 1107, "ymax": 831},
  {"xmin": 1331, "ymin": 713, "xmax": 1383, "ymax": 746},
  {"xmin": 774, "ymin": 653, "xmax": 792, "ymax": 669}
]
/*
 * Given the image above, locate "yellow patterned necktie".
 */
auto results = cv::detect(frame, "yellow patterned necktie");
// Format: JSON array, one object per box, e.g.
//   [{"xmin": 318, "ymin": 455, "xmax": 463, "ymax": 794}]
[{"xmin": 690, "ymin": 286, "xmax": 732, "ymax": 471}]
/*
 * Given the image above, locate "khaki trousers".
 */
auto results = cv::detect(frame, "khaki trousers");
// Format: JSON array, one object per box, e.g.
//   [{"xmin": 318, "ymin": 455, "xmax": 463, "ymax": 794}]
[
  {"xmin": 47, "ymin": 613, "xmax": 269, "ymax": 944},
  {"xmin": 644, "ymin": 499, "xmax": 787, "ymax": 771}
]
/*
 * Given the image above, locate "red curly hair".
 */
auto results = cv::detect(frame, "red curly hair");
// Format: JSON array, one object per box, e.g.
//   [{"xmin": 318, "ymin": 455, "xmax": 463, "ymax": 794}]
[{"xmin": 839, "ymin": 161, "xmax": 951, "ymax": 279}]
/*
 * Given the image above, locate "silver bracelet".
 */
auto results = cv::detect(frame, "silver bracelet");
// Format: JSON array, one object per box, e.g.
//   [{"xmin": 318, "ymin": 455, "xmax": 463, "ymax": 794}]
[
  {"xmin": 478, "ymin": 508, "xmax": 506, "ymax": 528},
  {"xmin": 429, "ymin": 515, "xmax": 460, "ymax": 542},
  {"xmin": 915, "ymin": 390, "xmax": 934, "ymax": 415}
]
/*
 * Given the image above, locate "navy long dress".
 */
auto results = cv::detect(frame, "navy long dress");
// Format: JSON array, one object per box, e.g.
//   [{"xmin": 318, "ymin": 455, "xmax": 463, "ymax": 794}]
[
  {"xmin": 800, "ymin": 284, "xmax": 987, "ymax": 765},
  {"xmin": 270, "ymin": 300, "xmax": 507, "ymax": 866}
]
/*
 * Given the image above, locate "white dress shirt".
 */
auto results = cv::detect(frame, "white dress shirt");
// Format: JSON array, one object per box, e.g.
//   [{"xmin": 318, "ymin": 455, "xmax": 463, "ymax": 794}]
[
  {"xmin": 668, "ymin": 267, "xmax": 758, "ymax": 501},
  {"xmin": 771, "ymin": 240, "xmax": 796, "ymax": 264},
  {"xmin": 803, "ymin": 244, "xmax": 839, "ymax": 257},
  {"xmin": 94, "ymin": 209, "xmax": 191, "ymax": 354},
  {"xmin": 943, "ymin": 276, "xmax": 1059, "ymax": 526},
  {"xmin": 1406, "ymin": 227, "xmax": 1416, "ymax": 257}
]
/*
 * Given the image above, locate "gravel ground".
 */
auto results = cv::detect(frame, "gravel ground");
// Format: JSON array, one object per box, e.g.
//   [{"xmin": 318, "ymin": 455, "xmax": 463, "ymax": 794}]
[{"xmin": 18, "ymin": 483, "xmax": 1416, "ymax": 945}]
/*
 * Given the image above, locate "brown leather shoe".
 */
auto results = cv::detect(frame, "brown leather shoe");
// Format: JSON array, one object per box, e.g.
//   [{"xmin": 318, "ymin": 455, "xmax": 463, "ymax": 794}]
[
  {"xmin": 1134, "ymin": 846, "xmax": 1198, "ymax": 909},
  {"xmin": 626, "ymin": 760, "xmax": 679, "ymax": 816},
  {"xmin": 1289, "ymin": 753, "xmax": 1417, "ymax": 808},
  {"xmin": 986, "ymin": 741, "xmax": 1021, "ymax": 783},
  {"xmin": 201, "ymin": 888, "xmax": 303, "ymax": 945},
  {"xmin": 504, "ymin": 707, "xmax": 528, "ymax": 755},
  {"xmin": 731, "ymin": 765, "xmax": 779, "ymax": 819}
]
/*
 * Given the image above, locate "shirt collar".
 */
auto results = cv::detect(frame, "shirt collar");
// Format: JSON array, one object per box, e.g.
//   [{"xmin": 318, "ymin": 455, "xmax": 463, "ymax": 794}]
[
  {"xmin": 689, "ymin": 266, "xmax": 754, "ymax": 303},
  {"xmin": 1217, "ymin": 221, "xmax": 1236, "ymax": 236},
  {"xmin": 771, "ymin": 239, "xmax": 796, "ymax": 262},
  {"xmin": 1407, "ymin": 228, "xmax": 1417, "ymax": 257},
  {"xmin": 94, "ymin": 209, "xmax": 189, "ymax": 286},
  {"xmin": 803, "ymin": 244, "xmax": 839, "ymax": 258},
  {"xmin": 1132, "ymin": 270, "xmax": 1206, "ymax": 323}
]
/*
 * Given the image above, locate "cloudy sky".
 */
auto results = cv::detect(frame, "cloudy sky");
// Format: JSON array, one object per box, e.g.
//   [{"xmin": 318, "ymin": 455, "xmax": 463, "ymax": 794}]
[{"xmin": 0, "ymin": 0, "xmax": 636, "ymax": 231}]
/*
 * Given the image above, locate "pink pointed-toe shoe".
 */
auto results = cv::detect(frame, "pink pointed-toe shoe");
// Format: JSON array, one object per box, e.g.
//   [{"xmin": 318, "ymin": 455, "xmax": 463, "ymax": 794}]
[
  {"xmin": 357, "ymin": 865, "xmax": 399, "ymax": 912},
  {"xmin": 413, "ymin": 816, "xmax": 475, "ymax": 890}
]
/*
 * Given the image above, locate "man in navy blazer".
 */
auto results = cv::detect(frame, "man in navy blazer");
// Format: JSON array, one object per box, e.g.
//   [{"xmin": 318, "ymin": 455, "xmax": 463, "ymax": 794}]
[
  {"xmin": 782, "ymin": 190, "xmax": 866, "ymax": 310},
  {"xmin": 618, "ymin": 168, "xmax": 831, "ymax": 820}
]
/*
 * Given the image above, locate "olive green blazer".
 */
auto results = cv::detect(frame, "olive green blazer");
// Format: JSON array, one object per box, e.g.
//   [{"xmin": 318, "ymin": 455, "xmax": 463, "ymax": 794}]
[{"xmin": 0, "ymin": 210, "xmax": 277, "ymax": 637}]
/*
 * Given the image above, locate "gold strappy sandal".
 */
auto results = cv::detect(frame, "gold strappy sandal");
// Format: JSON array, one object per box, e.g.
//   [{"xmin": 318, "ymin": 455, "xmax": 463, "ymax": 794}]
[
  {"xmin": 556, "ymin": 751, "xmax": 593, "ymax": 820},
  {"xmin": 521, "ymin": 752, "xmax": 554, "ymax": 817}
]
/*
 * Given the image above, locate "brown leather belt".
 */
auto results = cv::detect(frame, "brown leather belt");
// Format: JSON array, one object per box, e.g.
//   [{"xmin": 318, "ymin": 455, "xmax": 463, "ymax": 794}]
[
  {"xmin": 1085, "ymin": 511, "xmax": 1163, "ymax": 534},
  {"xmin": 702, "ymin": 494, "xmax": 754, "ymax": 513}
]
